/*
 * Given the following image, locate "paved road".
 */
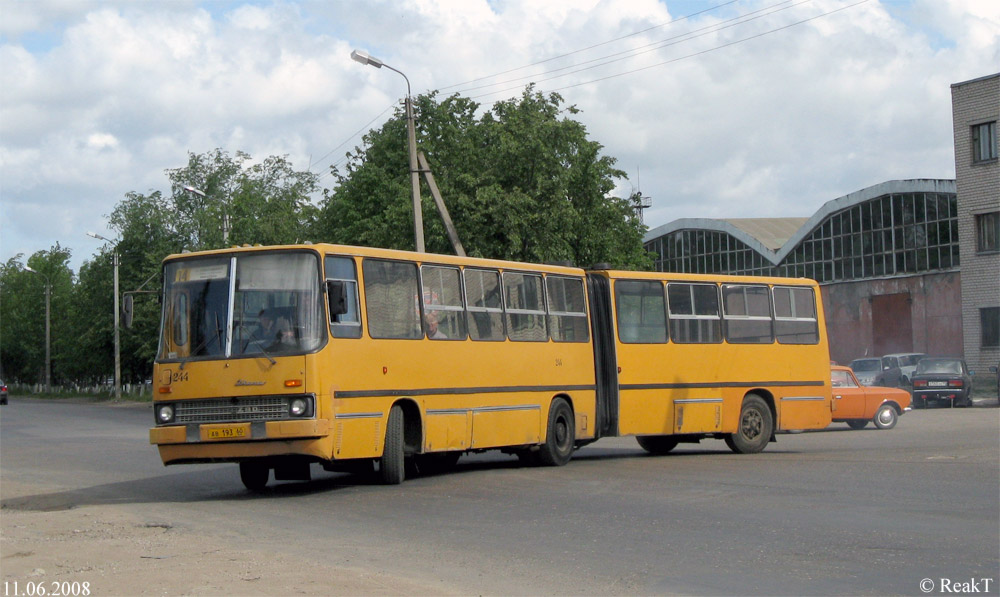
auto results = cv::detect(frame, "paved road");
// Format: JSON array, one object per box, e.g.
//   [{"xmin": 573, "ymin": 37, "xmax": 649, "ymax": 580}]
[{"xmin": 1, "ymin": 397, "xmax": 998, "ymax": 595}]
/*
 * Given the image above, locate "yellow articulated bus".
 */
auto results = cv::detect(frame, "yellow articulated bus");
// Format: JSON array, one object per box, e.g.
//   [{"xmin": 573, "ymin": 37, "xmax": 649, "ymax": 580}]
[{"xmin": 149, "ymin": 243, "xmax": 832, "ymax": 489}]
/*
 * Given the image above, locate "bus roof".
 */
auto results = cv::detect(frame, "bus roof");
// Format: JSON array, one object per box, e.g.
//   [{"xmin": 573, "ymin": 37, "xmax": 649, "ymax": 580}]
[
  {"xmin": 596, "ymin": 269, "xmax": 820, "ymax": 287},
  {"xmin": 161, "ymin": 243, "xmax": 589, "ymax": 277},
  {"xmin": 162, "ymin": 243, "xmax": 820, "ymax": 287}
]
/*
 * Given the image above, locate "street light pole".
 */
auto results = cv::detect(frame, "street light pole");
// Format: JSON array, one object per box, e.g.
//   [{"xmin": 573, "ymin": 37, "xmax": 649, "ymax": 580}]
[
  {"xmin": 350, "ymin": 49, "xmax": 425, "ymax": 253},
  {"xmin": 24, "ymin": 266, "xmax": 51, "ymax": 393},
  {"xmin": 87, "ymin": 232, "xmax": 121, "ymax": 401},
  {"xmin": 183, "ymin": 185, "xmax": 229, "ymax": 245}
]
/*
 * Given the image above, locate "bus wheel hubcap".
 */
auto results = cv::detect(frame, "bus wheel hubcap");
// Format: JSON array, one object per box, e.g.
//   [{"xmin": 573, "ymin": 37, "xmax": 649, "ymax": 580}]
[{"xmin": 742, "ymin": 410, "xmax": 762, "ymax": 439}]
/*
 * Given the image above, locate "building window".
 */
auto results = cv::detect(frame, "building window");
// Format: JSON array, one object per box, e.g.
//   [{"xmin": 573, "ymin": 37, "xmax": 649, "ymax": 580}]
[
  {"xmin": 975, "ymin": 212, "xmax": 1000, "ymax": 253},
  {"xmin": 972, "ymin": 122, "xmax": 997, "ymax": 163},
  {"xmin": 982, "ymin": 307, "xmax": 1000, "ymax": 348}
]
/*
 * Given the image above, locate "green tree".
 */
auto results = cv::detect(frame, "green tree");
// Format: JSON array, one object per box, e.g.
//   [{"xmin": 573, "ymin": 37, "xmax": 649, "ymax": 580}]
[
  {"xmin": 317, "ymin": 86, "xmax": 651, "ymax": 268},
  {"xmin": 0, "ymin": 246, "xmax": 74, "ymax": 385},
  {"xmin": 167, "ymin": 149, "xmax": 320, "ymax": 250}
]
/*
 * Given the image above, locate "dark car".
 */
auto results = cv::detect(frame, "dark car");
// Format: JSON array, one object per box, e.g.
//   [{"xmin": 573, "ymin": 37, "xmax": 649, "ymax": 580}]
[
  {"xmin": 1, "ymin": 380, "xmax": 7, "ymax": 405},
  {"xmin": 911, "ymin": 358, "xmax": 974, "ymax": 408}
]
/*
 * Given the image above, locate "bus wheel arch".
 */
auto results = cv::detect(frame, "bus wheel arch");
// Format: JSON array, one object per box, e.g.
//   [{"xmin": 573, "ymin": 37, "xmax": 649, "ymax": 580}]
[
  {"xmin": 725, "ymin": 392, "xmax": 774, "ymax": 454},
  {"xmin": 538, "ymin": 396, "xmax": 575, "ymax": 466},
  {"xmin": 394, "ymin": 398, "xmax": 423, "ymax": 455}
]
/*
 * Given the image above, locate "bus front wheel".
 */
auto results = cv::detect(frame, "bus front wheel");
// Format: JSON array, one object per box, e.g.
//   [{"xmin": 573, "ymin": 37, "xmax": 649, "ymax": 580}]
[
  {"xmin": 636, "ymin": 435, "xmax": 679, "ymax": 455},
  {"xmin": 379, "ymin": 404, "xmax": 406, "ymax": 485},
  {"xmin": 538, "ymin": 398, "xmax": 575, "ymax": 466},
  {"xmin": 239, "ymin": 461, "xmax": 269, "ymax": 491},
  {"xmin": 725, "ymin": 394, "xmax": 773, "ymax": 454}
]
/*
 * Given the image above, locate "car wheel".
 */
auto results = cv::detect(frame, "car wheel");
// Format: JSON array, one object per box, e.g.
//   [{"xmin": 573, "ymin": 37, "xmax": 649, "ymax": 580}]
[
  {"xmin": 846, "ymin": 420, "xmax": 868, "ymax": 430},
  {"xmin": 873, "ymin": 404, "xmax": 898, "ymax": 429}
]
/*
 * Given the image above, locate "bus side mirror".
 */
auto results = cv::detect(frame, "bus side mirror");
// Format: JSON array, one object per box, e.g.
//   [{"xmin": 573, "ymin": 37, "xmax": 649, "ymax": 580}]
[
  {"xmin": 326, "ymin": 280, "xmax": 348, "ymax": 318},
  {"xmin": 123, "ymin": 294, "xmax": 134, "ymax": 329}
]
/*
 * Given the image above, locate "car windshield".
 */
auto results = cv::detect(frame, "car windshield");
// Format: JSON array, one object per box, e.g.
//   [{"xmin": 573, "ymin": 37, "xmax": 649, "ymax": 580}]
[
  {"xmin": 899, "ymin": 354, "xmax": 925, "ymax": 366},
  {"xmin": 157, "ymin": 251, "xmax": 325, "ymax": 362},
  {"xmin": 916, "ymin": 359, "xmax": 962, "ymax": 374},
  {"xmin": 851, "ymin": 360, "xmax": 880, "ymax": 372}
]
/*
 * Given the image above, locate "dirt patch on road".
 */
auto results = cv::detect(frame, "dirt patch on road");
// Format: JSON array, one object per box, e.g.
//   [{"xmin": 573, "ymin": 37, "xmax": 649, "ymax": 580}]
[{"xmin": 1, "ymin": 482, "xmax": 449, "ymax": 596}]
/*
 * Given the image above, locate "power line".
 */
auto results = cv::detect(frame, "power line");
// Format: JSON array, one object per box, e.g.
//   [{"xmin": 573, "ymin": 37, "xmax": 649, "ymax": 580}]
[
  {"xmin": 437, "ymin": 0, "xmax": 742, "ymax": 93},
  {"xmin": 312, "ymin": 3, "xmax": 744, "ymax": 177},
  {"xmin": 470, "ymin": 0, "xmax": 870, "ymax": 100},
  {"xmin": 451, "ymin": 0, "xmax": 809, "ymax": 97},
  {"xmin": 310, "ymin": 100, "xmax": 397, "ymax": 182}
]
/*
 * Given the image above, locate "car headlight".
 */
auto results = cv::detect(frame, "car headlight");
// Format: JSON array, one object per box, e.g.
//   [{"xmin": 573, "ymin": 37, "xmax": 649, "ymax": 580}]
[
  {"xmin": 289, "ymin": 397, "xmax": 310, "ymax": 417},
  {"xmin": 156, "ymin": 404, "xmax": 175, "ymax": 424}
]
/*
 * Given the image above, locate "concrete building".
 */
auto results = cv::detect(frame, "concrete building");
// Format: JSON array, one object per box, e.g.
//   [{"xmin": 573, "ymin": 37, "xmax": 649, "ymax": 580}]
[
  {"xmin": 951, "ymin": 73, "xmax": 999, "ymax": 378},
  {"xmin": 644, "ymin": 179, "xmax": 961, "ymax": 365}
]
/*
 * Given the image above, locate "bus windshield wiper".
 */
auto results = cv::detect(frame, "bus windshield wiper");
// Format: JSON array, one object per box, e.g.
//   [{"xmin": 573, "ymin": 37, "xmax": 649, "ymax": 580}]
[
  {"xmin": 237, "ymin": 320, "xmax": 277, "ymax": 365},
  {"xmin": 179, "ymin": 313, "xmax": 223, "ymax": 370}
]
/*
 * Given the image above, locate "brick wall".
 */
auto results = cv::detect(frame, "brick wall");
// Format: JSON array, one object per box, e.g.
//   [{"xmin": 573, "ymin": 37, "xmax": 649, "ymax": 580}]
[{"xmin": 952, "ymin": 73, "xmax": 1000, "ymax": 377}]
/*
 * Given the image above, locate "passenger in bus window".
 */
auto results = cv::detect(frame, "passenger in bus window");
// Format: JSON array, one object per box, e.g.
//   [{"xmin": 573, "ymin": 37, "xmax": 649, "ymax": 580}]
[{"xmin": 425, "ymin": 310, "xmax": 447, "ymax": 339}]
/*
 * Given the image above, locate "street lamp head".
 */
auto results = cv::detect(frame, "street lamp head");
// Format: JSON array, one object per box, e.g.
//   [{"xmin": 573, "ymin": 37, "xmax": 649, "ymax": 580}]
[
  {"xmin": 183, "ymin": 185, "xmax": 207, "ymax": 197},
  {"xmin": 351, "ymin": 49, "xmax": 383, "ymax": 69},
  {"xmin": 87, "ymin": 231, "xmax": 111, "ymax": 243},
  {"xmin": 24, "ymin": 265, "xmax": 36, "ymax": 273}
]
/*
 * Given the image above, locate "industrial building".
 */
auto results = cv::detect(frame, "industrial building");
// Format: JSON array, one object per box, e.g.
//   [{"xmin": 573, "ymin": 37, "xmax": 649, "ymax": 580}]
[
  {"xmin": 642, "ymin": 73, "xmax": 998, "ymax": 373},
  {"xmin": 643, "ymin": 179, "xmax": 961, "ymax": 365}
]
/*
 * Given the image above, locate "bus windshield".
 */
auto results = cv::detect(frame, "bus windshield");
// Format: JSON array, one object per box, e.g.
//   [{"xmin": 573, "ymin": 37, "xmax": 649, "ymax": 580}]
[{"xmin": 158, "ymin": 251, "xmax": 325, "ymax": 362}]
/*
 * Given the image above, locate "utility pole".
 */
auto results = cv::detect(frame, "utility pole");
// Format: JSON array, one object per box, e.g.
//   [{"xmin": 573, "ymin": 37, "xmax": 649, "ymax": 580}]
[{"xmin": 24, "ymin": 266, "xmax": 51, "ymax": 392}]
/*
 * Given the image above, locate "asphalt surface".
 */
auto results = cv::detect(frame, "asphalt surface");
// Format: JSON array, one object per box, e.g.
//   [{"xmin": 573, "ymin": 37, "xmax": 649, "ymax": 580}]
[{"xmin": 1, "ymin": 395, "xmax": 998, "ymax": 596}]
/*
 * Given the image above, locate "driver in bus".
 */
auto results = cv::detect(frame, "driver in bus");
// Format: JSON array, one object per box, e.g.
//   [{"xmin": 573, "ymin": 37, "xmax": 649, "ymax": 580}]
[{"xmin": 250, "ymin": 309, "xmax": 292, "ymax": 350}]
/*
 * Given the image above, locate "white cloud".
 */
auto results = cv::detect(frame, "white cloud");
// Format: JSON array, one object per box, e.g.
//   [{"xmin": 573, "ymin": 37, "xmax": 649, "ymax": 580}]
[{"xmin": 1, "ymin": 0, "xmax": 998, "ymax": 271}]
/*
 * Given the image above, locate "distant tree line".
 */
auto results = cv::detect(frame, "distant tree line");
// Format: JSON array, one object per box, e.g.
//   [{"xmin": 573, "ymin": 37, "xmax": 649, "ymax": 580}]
[{"xmin": 0, "ymin": 87, "xmax": 651, "ymax": 388}]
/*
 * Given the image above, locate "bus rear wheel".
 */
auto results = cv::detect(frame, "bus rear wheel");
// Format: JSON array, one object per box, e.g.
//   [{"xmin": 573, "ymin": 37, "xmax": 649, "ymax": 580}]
[
  {"xmin": 538, "ymin": 398, "xmax": 575, "ymax": 466},
  {"xmin": 725, "ymin": 394, "xmax": 773, "ymax": 454},
  {"xmin": 636, "ymin": 435, "xmax": 679, "ymax": 455},
  {"xmin": 239, "ymin": 461, "xmax": 269, "ymax": 491},
  {"xmin": 379, "ymin": 405, "xmax": 405, "ymax": 484}
]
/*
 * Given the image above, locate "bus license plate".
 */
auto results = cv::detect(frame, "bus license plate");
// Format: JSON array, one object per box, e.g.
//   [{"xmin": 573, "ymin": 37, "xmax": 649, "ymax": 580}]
[{"xmin": 204, "ymin": 425, "xmax": 249, "ymax": 441}]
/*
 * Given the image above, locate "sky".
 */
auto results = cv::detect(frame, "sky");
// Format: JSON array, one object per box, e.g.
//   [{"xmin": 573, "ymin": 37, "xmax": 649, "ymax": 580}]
[{"xmin": 1, "ymin": 0, "xmax": 998, "ymax": 273}]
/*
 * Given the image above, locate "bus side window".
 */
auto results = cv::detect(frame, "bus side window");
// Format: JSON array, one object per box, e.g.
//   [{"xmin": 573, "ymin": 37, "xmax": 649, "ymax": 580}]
[
  {"xmin": 503, "ymin": 272, "xmax": 548, "ymax": 342},
  {"xmin": 773, "ymin": 286, "xmax": 819, "ymax": 344},
  {"xmin": 667, "ymin": 283, "xmax": 722, "ymax": 343},
  {"xmin": 547, "ymin": 276, "xmax": 590, "ymax": 343},
  {"xmin": 172, "ymin": 292, "xmax": 188, "ymax": 354},
  {"xmin": 362, "ymin": 259, "xmax": 422, "ymax": 339},
  {"xmin": 325, "ymin": 256, "xmax": 362, "ymax": 339},
  {"xmin": 615, "ymin": 280, "xmax": 667, "ymax": 343},
  {"xmin": 722, "ymin": 284, "xmax": 774, "ymax": 344},
  {"xmin": 465, "ymin": 268, "xmax": 504, "ymax": 341},
  {"xmin": 420, "ymin": 265, "xmax": 467, "ymax": 340}
]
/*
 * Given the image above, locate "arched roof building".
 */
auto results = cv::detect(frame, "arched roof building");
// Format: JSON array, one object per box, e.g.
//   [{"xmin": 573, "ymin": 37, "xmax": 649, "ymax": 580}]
[{"xmin": 643, "ymin": 179, "xmax": 962, "ymax": 365}]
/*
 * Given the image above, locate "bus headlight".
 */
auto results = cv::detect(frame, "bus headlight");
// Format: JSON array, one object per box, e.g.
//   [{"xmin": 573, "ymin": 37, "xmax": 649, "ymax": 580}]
[
  {"xmin": 289, "ymin": 397, "xmax": 310, "ymax": 417},
  {"xmin": 156, "ymin": 404, "xmax": 175, "ymax": 424}
]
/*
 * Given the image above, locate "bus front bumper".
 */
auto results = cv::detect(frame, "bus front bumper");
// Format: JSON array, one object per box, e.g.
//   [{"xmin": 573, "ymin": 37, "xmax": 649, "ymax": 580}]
[{"xmin": 150, "ymin": 418, "xmax": 330, "ymax": 445}]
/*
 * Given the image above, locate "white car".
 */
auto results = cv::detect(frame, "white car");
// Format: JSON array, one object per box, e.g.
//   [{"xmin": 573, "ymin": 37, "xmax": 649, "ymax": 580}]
[{"xmin": 880, "ymin": 353, "xmax": 926, "ymax": 387}]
